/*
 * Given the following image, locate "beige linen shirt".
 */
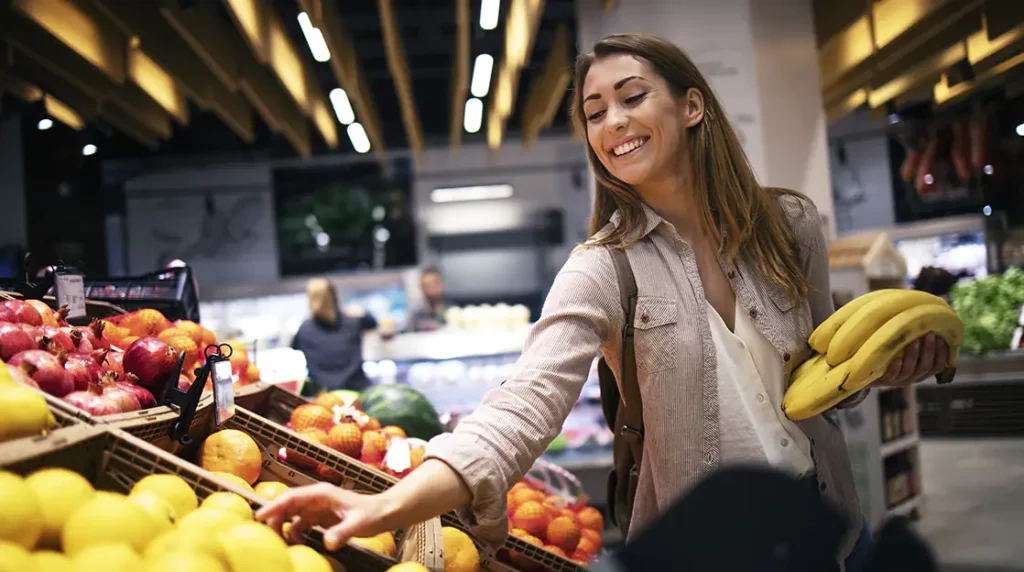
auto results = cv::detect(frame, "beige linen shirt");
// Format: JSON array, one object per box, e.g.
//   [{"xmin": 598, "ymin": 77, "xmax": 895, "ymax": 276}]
[{"xmin": 425, "ymin": 193, "xmax": 864, "ymax": 562}]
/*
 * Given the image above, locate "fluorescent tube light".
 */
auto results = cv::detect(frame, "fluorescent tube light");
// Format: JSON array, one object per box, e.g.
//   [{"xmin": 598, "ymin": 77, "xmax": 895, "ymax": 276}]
[
  {"xmin": 464, "ymin": 97, "xmax": 483, "ymax": 133},
  {"xmin": 480, "ymin": 0, "xmax": 500, "ymax": 30},
  {"xmin": 297, "ymin": 12, "xmax": 331, "ymax": 62},
  {"xmin": 471, "ymin": 54, "xmax": 494, "ymax": 97},
  {"xmin": 329, "ymin": 88, "xmax": 355, "ymax": 124},
  {"xmin": 430, "ymin": 184, "xmax": 514, "ymax": 203},
  {"xmin": 347, "ymin": 123, "xmax": 371, "ymax": 153}
]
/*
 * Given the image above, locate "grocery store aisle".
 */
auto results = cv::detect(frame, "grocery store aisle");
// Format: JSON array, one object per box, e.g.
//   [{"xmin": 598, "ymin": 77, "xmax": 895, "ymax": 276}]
[{"xmin": 916, "ymin": 438, "xmax": 1024, "ymax": 571}]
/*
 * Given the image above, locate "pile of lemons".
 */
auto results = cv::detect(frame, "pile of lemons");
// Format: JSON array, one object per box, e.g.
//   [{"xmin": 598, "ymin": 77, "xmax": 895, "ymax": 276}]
[{"xmin": 0, "ymin": 469, "xmax": 341, "ymax": 572}]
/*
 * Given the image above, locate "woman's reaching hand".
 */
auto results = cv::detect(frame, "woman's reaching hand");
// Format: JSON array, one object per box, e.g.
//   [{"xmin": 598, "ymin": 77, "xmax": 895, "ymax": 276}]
[{"xmin": 256, "ymin": 483, "xmax": 396, "ymax": 550}]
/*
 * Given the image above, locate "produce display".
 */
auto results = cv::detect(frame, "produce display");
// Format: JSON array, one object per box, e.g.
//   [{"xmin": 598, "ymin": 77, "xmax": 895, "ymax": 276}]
[
  {"xmin": 0, "ymin": 468, "xmax": 345, "ymax": 572},
  {"xmin": 278, "ymin": 393, "xmax": 428, "ymax": 481},
  {"xmin": 504, "ymin": 479, "xmax": 604, "ymax": 567},
  {"xmin": 0, "ymin": 300, "xmax": 260, "ymax": 421},
  {"xmin": 785, "ymin": 289, "xmax": 965, "ymax": 420},
  {"xmin": 949, "ymin": 266, "xmax": 1024, "ymax": 355}
]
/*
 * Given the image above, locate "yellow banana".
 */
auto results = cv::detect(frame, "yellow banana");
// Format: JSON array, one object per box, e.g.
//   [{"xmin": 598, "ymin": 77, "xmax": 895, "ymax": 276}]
[
  {"xmin": 845, "ymin": 303, "xmax": 964, "ymax": 385},
  {"xmin": 808, "ymin": 289, "xmax": 897, "ymax": 354},
  {"xmin": 783, "ymin": 360, "xmax": 856, "ymax": 421},
  {"xmin": 825, "ymin": 290, "xmax": 949, "ymax": 366},
  {"xmin": 790, "ymin": 353, "xmax": 829, "ymax": 386}
]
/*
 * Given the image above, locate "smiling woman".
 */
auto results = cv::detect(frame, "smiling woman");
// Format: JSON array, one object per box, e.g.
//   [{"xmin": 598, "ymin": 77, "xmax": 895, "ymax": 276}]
[{"xmin": 254, "ymin": 33, "xmax": 949, "ymax": 572}]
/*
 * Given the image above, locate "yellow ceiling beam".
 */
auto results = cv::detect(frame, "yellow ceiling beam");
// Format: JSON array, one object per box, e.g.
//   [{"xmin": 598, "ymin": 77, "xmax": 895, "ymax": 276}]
[
  {"xmin": 867, "ymin": 41, "xmax": 966, "ymax": 108},
  {"xmin": 377, "ymin": 0, "xmax": 424, "ymax": 158},
  {"xmin": 522, "ymin": 23, "xmax": 570, "ymax": 146},
  {"xmin": 43, "ymin": 94, "xmax": 85, "ymax": 130},
  {"xmin": 127, "ymin": 47, "xmax": 189, "ymax": 125},
  {"xmin": 223, "ymin": 0, "xmax": 268, "ymax": 64},
  {"xmin": 487, "ymin": 0, "xmax": 545, "ymax": 149},
  {"xmin": 450, "ymin": 0, "xmax": 470, "ymax": 148},
  {"xmin": 934, "ymin": 47, "xmax": 1024, "ymax": 106},
  {"xmin": 299, "ymin": 0, "xmax": 386, "ymax": 160},
  {"xmin": 0, "ymin": 71, "xmax": 43, "ymax": 103}
]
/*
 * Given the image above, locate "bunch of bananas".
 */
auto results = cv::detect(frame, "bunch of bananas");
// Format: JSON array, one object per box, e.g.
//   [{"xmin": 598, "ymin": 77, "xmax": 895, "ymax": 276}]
[{"xmin": 782, "ymin": 289, "xmax": 965, "ymax": 421}]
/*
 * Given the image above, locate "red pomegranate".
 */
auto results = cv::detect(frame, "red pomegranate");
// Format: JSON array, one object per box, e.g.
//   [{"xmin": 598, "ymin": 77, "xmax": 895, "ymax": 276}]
[
  {"xmin": 0, "ymin": 322, "xmax": 36, "ymax": 361},
  {"xmin": 6, "ymin": 363, "xmax": 38, "ymax": 389},
  {"xmin": 116, "ymin": 380, "xmax": 157, "ymax": 409},
  {"xmin": 103, "ymin": 350, "xmax": 125, "ymax": 377},
  {"xmin": 7, "ymin": 349, "xmax": 73, "ymax": 397},
  {"xmin": 123, "ymin": 337, "xmax": 178, "ymax": 400},
  {"xmin": 83, "ymin": 320, "xmax": 112, "ymax": 351},
  {"xmin": 64, "ymin": 353, "xmax": 105, "ymax": 392},
  {"xmin": 0, "ymin": 300, "xmax": 42, "ymax": 326},
  {"xmin": 40, "ymin": 326, "xmax": 75, "ymax": 354},
  {"xmin": 99, "ymin": 373, "xmax": 141, "ymax": 412},
  {"xmin": 0, "ymin": 305, "xmax": 15, "ymax": 323},
  {"xmin": 63, "ymin": 328, "xmax": 94, "ymax": 355},
  {"xmin": 64, "ymin": 383, "xmax": 120, "ymax": 416}
]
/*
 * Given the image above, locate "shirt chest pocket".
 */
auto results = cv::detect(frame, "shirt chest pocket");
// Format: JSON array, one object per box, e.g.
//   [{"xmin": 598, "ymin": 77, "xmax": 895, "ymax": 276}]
[{"xmin": 632, "ymin": 296, "xmax": 678, "ymax": 374}]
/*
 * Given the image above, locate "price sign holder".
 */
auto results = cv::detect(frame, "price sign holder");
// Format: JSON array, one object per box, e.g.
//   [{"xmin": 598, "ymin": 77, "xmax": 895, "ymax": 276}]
[
  {"xmin": 163, "ymin": 344, "xmax": 236, "ymax": 445},
  {"xmin": 53, "ymin": 266, "xmax": 87, "ymax": 320}
]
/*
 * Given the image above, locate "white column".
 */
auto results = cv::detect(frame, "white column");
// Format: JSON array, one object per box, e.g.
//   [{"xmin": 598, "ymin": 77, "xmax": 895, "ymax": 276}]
[{"xmin": 576, "ymin": 0, "xmax": 836, "ymax": 238}]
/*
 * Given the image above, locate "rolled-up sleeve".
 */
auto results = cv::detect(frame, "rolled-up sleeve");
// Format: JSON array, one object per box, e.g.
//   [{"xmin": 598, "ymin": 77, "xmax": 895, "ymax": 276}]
[{"xmin": 424, "ymin": 247, "xmax": 617, "ymax": 544}]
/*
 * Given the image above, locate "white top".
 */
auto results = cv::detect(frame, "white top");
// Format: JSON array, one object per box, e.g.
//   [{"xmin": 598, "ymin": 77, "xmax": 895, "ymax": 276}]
[{"xmin": 707, "ymin": 299, "xmax": 815, "ymax": 477}]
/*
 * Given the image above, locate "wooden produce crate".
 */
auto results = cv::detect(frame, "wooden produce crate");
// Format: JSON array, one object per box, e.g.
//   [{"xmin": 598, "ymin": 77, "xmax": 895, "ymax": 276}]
[
  {"xmin": 233, "ymin": 382, "xmax": 586, "ymax": 572},
  {"xmin": 64, "ymin": 392, "xmax": 217, "ymax": 454},
  {"xmin": 0, "ymin": 424, "xmax": 443, "ymax": 571}
]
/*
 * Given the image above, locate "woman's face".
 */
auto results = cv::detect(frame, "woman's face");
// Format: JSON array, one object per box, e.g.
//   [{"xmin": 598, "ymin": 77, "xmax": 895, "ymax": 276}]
[{"xmin": 581, "ymin": 54, "xmax": 700, "ymax": 188}]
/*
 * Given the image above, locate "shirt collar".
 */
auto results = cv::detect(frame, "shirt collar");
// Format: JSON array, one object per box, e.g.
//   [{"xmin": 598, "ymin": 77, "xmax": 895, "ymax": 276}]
[{"xmin": 608, "ymin": 201, "xmax": 665, "ymax": 242}]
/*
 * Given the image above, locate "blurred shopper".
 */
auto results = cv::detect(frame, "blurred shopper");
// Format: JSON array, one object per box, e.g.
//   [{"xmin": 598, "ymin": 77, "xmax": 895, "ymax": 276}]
[
  {"xmin": 408, "ymin": 266, "xmax": 449, "ymax": 331},
  {"xmin": 291, "ymin": 278, "xmax": 376, "ymax": 393},
  {"xmin": 912, "ymin": 266, "xmax": 961, "ymax": 300},
  {"xmin": 259, "ymin": 34, "xmax": 952, "ymax": 570}
]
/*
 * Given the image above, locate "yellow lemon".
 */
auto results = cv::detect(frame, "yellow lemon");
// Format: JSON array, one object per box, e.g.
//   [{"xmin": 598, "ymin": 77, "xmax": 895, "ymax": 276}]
[
  {"xmin": 200, "ymin": 492, "xmax": 252, "ymax": 520},
  {"xmin": 71, "ymin": 543, "xmax": 143, "ymax": 572},
  {"xmin": 177, "ymin": 508, "xmax": 244, "ymax": 535},
  {"xmin": 287, "ymin": 544, "xmax": 334, "ymax": 572},
  {"xmin": 144, "ymin": 528, "xmax": 227, "ymax": 565},
  {"xmin": 0, "ymin": 384, "xmax": 56, "ymax": 443},
  {"xmin": 253, "ymin": 481, "xmax": 290, "ymax": 501},
  {"xmin": 24, "ymin": 468, "xmax": 96, "ymax": 549},
  {"xmin": 31, "ymin": 550, "xmax": 70, "ymax": 572},
  {"xmin": 129, "ymin": 491, "xmax": 176, "ymax": 533},
  {"xmin": 375, "ymin": 531, "xmax": 397, "ymax": 558},
  {"xmin": 131, "ymin": 474, "xmax": 198, "ymax": 520},
  {"xmin": 350, "ymin": 536, "xmax": 387, "ymax": 555},
  {"xmin": 62, "ymin": 493, "xmax": 162, "ymax": 555},
  {"xmin": 216, "ymin": 522, "xmax": 291, "ymax": 572},
  {"xmin": 442, "ymin": 527, "xmax": 480, "ymax": 572},
  {"xmin": 387, "ymin": 564, "xmax": 429, "ymax": 572},
  {"xmin": 0, "ymin": 471, "xmax": 43, "ymax": 549},
  {"xmin": 0, "ymin": 540, "xmax": 33, "ymax": 572},
  {"xmin": 210, "ymin": 472, "xmax": 255, "ymax": 494},
  {"xmin": 144, "ymin": 552, "xmax": 227, "ymax": 572}
]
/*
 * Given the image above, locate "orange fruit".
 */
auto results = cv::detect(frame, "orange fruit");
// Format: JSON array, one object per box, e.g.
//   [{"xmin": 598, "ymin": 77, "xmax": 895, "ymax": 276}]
[
  {"xmin": 327, "ymin": 423, "xmax": 362, "ymax": 457},
  {"xmin": 381, "ymin": 425, "xmax": 406, "ymax": 439},
  {"xmin": 542, "ymin": 502, "xmax": 561, "ymax": 520},
  {"xmin": 571, "ymin": 548, "xmax": 592, "ymax": 564},
  {"xmin": 559, "ymin": 507, "xmax": 576, "ymax": 521},
  {"xmin": 363, "ymin": 417, "xmax": 381, "ymax": 432},
  {"xmin": 174, "ymin": 320, "xmax": 205, "ymax": 346},
  {"xmin": 441, "ymin": 527, "xmax": 480, "ymax": 572},
  {"xmin": 543, "ymin": 545, "xmax": 567, "ymax": 558},
  {"xmin": 211, "ymin": 471, "xmax": 255, "ymax": 493},
  {"xmin": 511, "ymin": 487, "xmax": 544, "ymax": 507},
  {"xmin": 576, "ymin": 506, "xmax": 604, "ymax": 532},
  {"xmin": 158, "ymin": 328, "xmax": 189, "ymax": 343},
  {"xmin": 511, "ymin": 501, "xmax": 550, "ymax": 538},
  {"xmin": 253, "ymin": 481, "xmax": 290, "ymax": 500},
  {"xmin": 163, "ymin": 335, "xmax": 198, "ymax": 371},
  {"xmin": 576, "ymin": 534, "xmax": 600, "ymax": 556},
  {"xmin": 125, "ymin": 309, "xmax": 170, "ymax": 337},
  {"xmin": 580, "ymin": 527, "xmax": 602, "ymax": 551},
  {"xmin": 223, "ymin": 339, "xmax": 249, "ymax": 371},
  {"xmin": 360, "ymin": 431, "xmax": 387, "ymax": 464},
  {"xmin": 409, "ymin": 446, "xmax": 424, "ymax": 470},
  {"xmin": 201, "ymin": 328, "xmax": 217, "ymax": 348},
  {"xmin": 245, "ymin": 363, "xmax": 260, "ymax": 383},
  {"xmin": 198, "ymin": 429, "xmax": 263, "ymax": 485},
  {"xmin": 313, "ymin": 392, "xmax": 346, "ymax": 411},
  {"xmin": 546, "ymin": 516, "xmax": 580, "ymax": 553},
  {"xmin": 290, "ymin": 404, "xmax": 335, "ymax": 433}
]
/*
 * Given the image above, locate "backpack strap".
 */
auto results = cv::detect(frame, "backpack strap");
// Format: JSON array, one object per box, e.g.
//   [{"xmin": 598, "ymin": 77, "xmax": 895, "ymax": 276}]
[{"xmin": 607, "ymin": 247, "xmax": 643, "ymax": 440}]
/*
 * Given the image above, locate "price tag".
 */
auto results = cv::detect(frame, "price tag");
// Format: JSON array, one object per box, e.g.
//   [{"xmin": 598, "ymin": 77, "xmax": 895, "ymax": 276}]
[
  {"xmin": 212, "ymin": 359, "xmax": 236, "ymax": 426},
  {"xmin": 55, "ymin": 271, "xmax": 87, "ymax": 320}
]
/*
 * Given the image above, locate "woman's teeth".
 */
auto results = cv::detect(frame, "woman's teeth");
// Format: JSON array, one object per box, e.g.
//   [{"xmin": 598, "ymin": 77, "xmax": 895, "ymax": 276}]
[{"xmin": 613, "ymin": 137, "xmax": 647, "ymax": 157}]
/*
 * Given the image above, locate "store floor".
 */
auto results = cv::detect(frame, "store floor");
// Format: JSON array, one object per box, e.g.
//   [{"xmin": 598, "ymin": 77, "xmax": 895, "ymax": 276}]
[{"xmin": 917, "ymin": 438, "xmax": 1024, "ymax": 571}]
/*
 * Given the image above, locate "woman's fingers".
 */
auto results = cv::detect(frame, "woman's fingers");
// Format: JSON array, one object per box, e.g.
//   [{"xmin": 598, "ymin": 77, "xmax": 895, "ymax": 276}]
[
  {"xmin": 877, "ymin": 356, "xmax": 904, "ymax": 386},
  {"xmin": 898, "ymin": 340, "xmax": 921, "ymax": 384},
  {"xmin": 910, "ymin": 333, "xmax": 937, "ymax": 382},
  {"xmin": 323, "ymin": 517, "xmax": 362, "ymax": 552},
  {"xmin": 288, "ymin": 515, "xmax": 309, "ymax": 544},
  {"xmin": 933, "ymin": 338, "xmax": 949, "ymax": 376}
]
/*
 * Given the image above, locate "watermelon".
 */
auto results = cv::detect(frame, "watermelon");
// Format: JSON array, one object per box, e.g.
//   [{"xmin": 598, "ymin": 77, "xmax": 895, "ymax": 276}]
[{"xmin": 359, "ymin": 383, "xmax": 444, "ymax": 441}]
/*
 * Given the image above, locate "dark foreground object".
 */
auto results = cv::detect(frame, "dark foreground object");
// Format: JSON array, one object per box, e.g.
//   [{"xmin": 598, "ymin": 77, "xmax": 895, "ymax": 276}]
[{"xmin": 591, "ymin": 467, "xmax": 939, "ymax": 572}]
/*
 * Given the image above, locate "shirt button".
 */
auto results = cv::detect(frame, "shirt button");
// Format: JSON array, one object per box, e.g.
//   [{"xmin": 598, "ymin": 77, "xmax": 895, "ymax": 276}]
[
  {"xmin": 749, "ymin": 308, "xmax": 758, "ymax": 319},
  {"xmin": 727, "ymin": 270, "xmax": 736, "ymax": 279},
  {"xmin": 819, "ymin": 481, "xmax": 827, "ymax": 492},
  {"xmin": 781, "ymin": 438, "xmax": 789, "ymax": 447},
  {"xmin": 756, "ymin": 394, "xmax": 765, "ymax": 403},
  {"xmin": 703, "ymin": 452, "xmax": 714, "ymax": 465},
  {"xmin": 640, "ymin": 313, "xmax": 649, "ymax": 323},
  {"xmin": 783, "ymin": 352, "xmax": 791, "ymax": 362}
]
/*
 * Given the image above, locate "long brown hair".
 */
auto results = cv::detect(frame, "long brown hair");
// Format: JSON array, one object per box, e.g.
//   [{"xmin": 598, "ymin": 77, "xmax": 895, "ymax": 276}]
[
  {"xmin": 307, "ymin": 278, "xmax": 339, "ymax": 325},
  {"xmin": 571, "ymin": 33, "xmax": 808, "ymax": 301}
]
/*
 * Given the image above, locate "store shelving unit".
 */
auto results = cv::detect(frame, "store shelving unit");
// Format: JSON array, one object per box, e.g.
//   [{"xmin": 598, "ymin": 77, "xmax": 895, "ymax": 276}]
[{"xmin": 827, "ymin": 231, "xmax": 926, "ymax": 529}]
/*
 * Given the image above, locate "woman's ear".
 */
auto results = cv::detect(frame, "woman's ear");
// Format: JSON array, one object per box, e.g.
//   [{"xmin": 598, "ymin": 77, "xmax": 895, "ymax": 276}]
[{"xmin": 680, "ymin": 87, "xmax": 705, "ymax": 128}]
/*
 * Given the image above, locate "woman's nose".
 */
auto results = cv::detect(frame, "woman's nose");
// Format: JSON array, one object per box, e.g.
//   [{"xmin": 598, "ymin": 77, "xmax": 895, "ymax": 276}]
[{"xmin": 606, "ymin": 105, "xmax": 628, "ymax": 131}]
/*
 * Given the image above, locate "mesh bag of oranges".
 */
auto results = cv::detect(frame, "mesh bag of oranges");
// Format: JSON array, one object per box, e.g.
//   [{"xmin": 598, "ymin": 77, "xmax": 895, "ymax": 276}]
[{"xmin": 504, "ymin": 458, "xmax": 605, "ymax": 568}]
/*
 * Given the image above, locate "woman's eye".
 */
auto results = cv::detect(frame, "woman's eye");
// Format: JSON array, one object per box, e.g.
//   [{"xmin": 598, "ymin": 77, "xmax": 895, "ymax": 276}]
[
  {"xmin": 625, "ymin": 92, "xmax": 647, "ymax": 105},
  {"xmin": 586, "ymin": 110, "xmax": 606, "ymax": 121}
]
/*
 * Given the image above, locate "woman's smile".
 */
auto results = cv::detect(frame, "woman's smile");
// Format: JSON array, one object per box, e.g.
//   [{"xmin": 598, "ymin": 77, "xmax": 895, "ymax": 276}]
[{"xmin": 610, "ymin": 136, "xmax": 650, "ymax": 158}]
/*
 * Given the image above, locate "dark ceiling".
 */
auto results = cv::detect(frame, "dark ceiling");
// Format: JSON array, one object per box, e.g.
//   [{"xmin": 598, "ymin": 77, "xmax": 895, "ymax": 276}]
[{"xmin": 0, "ymin": 0, "xmax": 579, "ymax": 161}]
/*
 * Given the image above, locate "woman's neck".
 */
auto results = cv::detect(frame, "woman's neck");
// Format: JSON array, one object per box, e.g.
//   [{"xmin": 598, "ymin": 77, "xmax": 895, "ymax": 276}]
[{"xmin": 636, "ymin": 174, "xmax": 706, "ymax": 244}]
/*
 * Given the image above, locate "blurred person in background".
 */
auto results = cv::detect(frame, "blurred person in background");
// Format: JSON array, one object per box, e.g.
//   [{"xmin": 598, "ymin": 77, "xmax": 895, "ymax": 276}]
[
  {"xmin": 408, "ymin": 266, "xmax": 449, "ymax": 331},
  {"xmin": 292, "ymin": 277, "xmax": 377, "ymax": 394},
  {"xmin": 259, "ymin": 34, "xmax": 951, "ymax": 571},
  {"xmin": 912, "ymin": 266, "xmax": 962, "ymax": 300}
]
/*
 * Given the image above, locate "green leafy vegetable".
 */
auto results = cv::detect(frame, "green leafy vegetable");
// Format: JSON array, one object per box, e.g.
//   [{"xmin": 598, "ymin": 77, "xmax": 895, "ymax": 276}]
[{"xmin": 950, "ymin": 266, "xmax": 1024, "ymax": 355}]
